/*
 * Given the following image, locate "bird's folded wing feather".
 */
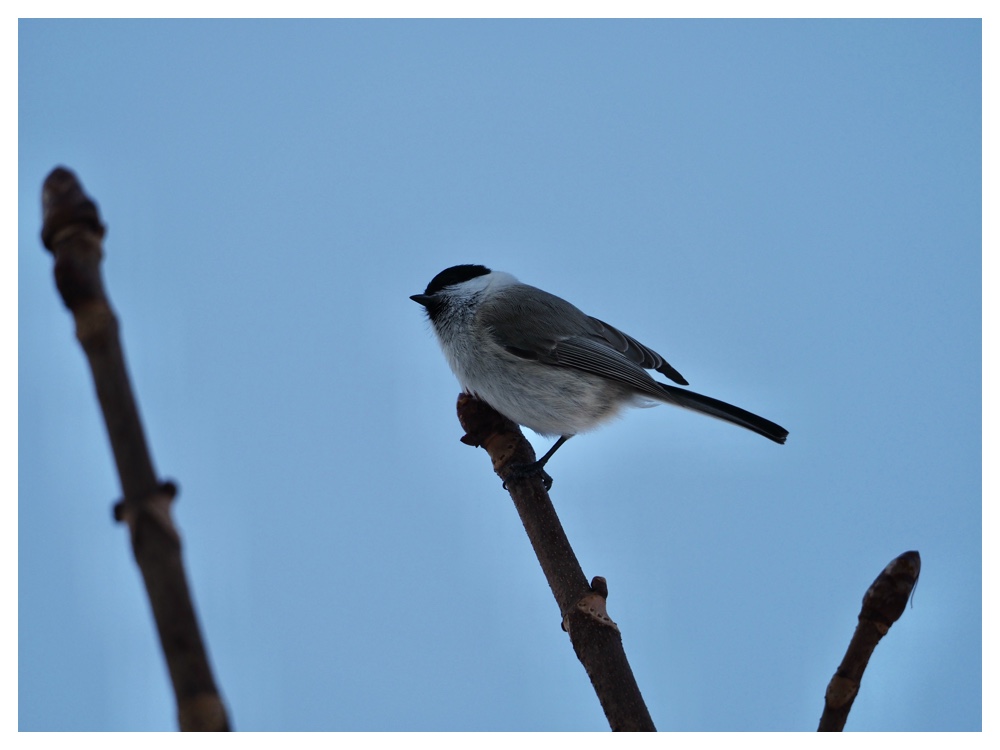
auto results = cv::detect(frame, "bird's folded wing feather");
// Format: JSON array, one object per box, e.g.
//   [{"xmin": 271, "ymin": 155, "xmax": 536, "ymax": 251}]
[
  {"xmin": 587, "ymin": 316, "xmax": 688, "ymax": 385},
  {"xmin": 530, "ymin": 335, "xmax": 668, "ymax": 401},
  {"xmin": 481, "ymin": 287, "xmax": 688, "ymax": 386}
]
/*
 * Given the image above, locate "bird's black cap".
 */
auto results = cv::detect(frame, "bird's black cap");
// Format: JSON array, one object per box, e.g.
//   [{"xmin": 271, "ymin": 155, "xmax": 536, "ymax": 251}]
[{"xmin": 419, "ymin": 264, "xmax": 492, "ymax": 296}]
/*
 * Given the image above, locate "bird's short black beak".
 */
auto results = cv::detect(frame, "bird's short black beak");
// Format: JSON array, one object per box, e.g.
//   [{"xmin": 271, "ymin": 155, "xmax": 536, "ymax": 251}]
[{"xmin": 410, "ymin": 294, "xmax": 433, "ymax": 307}]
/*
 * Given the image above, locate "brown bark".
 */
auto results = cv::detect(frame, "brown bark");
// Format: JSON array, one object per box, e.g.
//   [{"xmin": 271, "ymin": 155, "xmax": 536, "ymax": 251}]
[
  {"xmin": 40, "ymin": 167, "xmax": 230, "ymax": 731},
  {"xmin": 456, "ymin": 393, "xmax": 655, "ymax": 731},
  {"xmin": 818, "ymin": 550, "xmax": 921, "ymax": 731}
]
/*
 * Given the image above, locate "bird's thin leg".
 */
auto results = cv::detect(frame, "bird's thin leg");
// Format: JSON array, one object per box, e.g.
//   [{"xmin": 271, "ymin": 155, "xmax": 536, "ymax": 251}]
[
  {"xmin": 503, "ymin": 435, "xmax": 572, "ymax": 491},
  {"xmin": 536, "ymin": 435, "xmax": 571, "ymax": 470}
]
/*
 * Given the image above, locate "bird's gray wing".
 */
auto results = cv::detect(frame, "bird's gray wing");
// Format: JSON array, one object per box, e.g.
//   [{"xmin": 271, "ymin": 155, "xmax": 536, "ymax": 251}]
[
  {"xmin": 586, "ymin": 317, "xmax": 688, "ymax": 385},
  {"xmin": 480, "ymin": 284, "xmax": 686, "ymax": 391},
  {"xmin": 479, "ymin": 285, "xmax": 688, "ymax": 385},
  {"xmin": 542, "ymin": 336, "xmax": 669, "ymax": 399}
]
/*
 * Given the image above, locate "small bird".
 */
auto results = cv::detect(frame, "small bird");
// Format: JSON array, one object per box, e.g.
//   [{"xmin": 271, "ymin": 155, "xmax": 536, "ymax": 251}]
[{"xmin": 412, "ymin": 264, "xmax": 787, "ymax": 487}]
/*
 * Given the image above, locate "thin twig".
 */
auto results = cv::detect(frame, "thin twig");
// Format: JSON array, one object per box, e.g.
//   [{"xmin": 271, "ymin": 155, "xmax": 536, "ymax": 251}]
[
  {"xmin": 456, "ymin": 393, "xmax": 655, "ymax": 731},
  {"xmin": 818, "ymin": 550, "xmax": 921, "ymax": 731},
  {"xmin": 40, "ymin": 166, "xmax": 230, "ymax": 731}
]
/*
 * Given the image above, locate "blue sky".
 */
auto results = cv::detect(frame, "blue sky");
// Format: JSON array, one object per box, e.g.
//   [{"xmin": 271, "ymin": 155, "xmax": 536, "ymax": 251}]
[{"xmin": 18, "ymin": 19, "xmax": 981, "ymax": 731}]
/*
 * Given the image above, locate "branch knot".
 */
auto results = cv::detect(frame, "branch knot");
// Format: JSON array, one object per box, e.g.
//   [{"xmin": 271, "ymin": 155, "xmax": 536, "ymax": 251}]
[
  {"xmin": 113, "ymin": 480, "xmax": 181, "ymax": 545},
  {"xmin": 563, "ymin": 591, "xmax": 618, "ymax": 634}
]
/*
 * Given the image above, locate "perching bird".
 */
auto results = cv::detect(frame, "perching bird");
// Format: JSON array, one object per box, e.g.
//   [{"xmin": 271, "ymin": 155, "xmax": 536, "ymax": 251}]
[{"xmin": 412, "ymin": 264, "xmax": 787, "ymax": 487}]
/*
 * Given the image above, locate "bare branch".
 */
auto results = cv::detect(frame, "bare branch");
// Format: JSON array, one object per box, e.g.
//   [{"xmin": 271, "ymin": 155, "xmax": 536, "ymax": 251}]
[
  {"xmin": 456, "ymin": 393, "xmax": 655, "ymax": 731},
  {"xmin": 40, "ymin": 166, "xmax": 230, "ymax": 731},
  {"xmin": 818, "ymin": 550, "xmax": 921, "ymax": 731}
]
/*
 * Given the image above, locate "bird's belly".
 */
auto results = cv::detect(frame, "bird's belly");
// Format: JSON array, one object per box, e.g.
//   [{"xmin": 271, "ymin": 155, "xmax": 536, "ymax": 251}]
[{"xmin": 458, "ymin": 359, "xmax": 632, "ymax": 437}]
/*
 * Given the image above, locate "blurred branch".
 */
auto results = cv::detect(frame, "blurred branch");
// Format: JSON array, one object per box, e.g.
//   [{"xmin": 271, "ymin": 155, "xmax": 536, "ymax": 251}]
[
  {"xmin": 818, "ymin": 550, "xmax": 921, "ymax": 731},
  {"xmin": 456, "ymin": 394, "xmax": 655, "ymax": 731},
  {"xmin": 40, "ymin": 167, "xmax": 229, "ymax": 731}
]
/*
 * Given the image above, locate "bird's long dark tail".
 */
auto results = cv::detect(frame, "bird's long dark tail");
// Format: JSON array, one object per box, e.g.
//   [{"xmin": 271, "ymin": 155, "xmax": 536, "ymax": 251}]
[{"xmin": 659, "ymin": 384, "xmax": 788, "ymax": 444}]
